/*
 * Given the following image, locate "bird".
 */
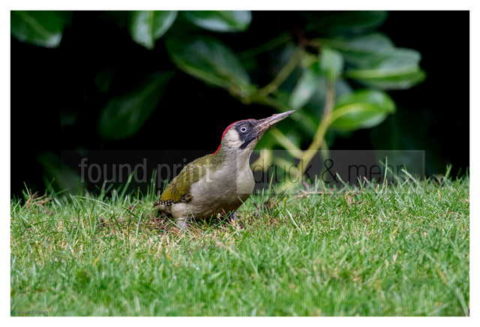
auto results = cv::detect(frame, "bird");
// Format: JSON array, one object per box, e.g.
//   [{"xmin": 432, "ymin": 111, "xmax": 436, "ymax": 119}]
[{"xmin": 155, "ymin": 110, "xmax": 295, "ymax": 229}]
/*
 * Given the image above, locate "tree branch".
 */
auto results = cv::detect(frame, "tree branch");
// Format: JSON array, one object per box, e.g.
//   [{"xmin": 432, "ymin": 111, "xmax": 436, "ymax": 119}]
[{"xmin": 295, "ymin": 79, "xmax": 336, "ymax": 178}]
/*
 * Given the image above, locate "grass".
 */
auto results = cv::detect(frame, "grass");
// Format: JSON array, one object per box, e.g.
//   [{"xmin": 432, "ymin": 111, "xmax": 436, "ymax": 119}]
[{"xmin": 10, "ymin": 177, "xmax": 469, "ymax": 316}]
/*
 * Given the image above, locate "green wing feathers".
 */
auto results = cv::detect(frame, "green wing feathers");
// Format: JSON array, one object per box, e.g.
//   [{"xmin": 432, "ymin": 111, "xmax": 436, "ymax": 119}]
[{"xmin": 159, "ymin": 154, "xmax": 218, "ymax": 203}]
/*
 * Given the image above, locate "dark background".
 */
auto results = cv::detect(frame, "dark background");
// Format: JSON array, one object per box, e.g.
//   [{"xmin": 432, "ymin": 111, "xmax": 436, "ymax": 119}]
[{"xmin": 11, "ymin": 11, "xmax": 469, "ymax": 195}]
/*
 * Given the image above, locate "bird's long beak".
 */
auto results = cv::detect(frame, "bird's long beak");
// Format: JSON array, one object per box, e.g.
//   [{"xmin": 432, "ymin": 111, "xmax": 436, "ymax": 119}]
[{"xmin": 256, "ymin": 110, "xmax": 295, "ymax": 134}]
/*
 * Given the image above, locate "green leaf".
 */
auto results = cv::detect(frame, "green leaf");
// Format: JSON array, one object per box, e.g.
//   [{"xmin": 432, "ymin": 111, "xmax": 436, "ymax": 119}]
[
  {"xmin": 349, "ymin": 69, "xmax": 426, "ymax": 90},
  {"xmin": 269, "ymin": 89, "xmax": 319, "ymax": 136},
  {"xmin": 290, "ymin": 47, "xmax": 344, "ymax": 112},
  {"xmin": 307, "ymin": 11, "xmax": 387, "ymax": 35},
  {"xmin": 166, "ymin": 35, "xmax": 252, "ymax": 97},
  {"xmin": 321, "ymin": 33, "xmax": 395, "ymax": 67},
  {"xmin": 346, "ymin": 48, "xmax": 425, "ymax": 89},
  {"xmin": 321, "ymin": 35, "xmax": 425, "ymax": 89},
  {"xmin": 130, "ymin": 11, "xmax": 177, "ymax": 49},
  {"xmin": 289, "ymin": 66, "xmax": 323, "ymax": 110},
  {"xmin": 98, "ymin": 73, "xmax": 172, "ymax": 140},
  {"xmin": 182, "ymin": 11, "xmax": 251, "ymax": 32},
  {"xmin": 320, "ymin": 47, "xmax": 344, "ymax": 82},
  {"xmin": 335, "ymin": 79, "xmax": 353, "ymax": 98},
  {"xmin": 331, "ymin": 89, "xmax": 395, "ymax": 131},
  {"xmin": 300, "ymin": 78, "xmax": 352, "ymax": 118},
  {"xmin": 11, "ymin": 11, "xmax": 69, "ymax": 47}
]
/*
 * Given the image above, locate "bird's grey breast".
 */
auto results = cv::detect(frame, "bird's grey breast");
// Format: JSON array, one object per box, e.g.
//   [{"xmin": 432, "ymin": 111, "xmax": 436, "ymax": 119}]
[{"xmin": 188, "ymin": 161, "xmax": 254, "ymax": 212}]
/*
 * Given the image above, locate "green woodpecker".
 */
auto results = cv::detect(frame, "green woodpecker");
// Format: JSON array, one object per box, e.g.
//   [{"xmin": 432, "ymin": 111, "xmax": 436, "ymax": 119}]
[{"xmin": 156, "ymin": 110, "xmax": 295, "ymax": 229}]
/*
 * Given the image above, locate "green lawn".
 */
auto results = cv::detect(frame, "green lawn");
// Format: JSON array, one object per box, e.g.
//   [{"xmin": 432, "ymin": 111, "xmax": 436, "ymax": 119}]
[{"xmin": 11, "ymin": 178, "xmax": 469, "ymax": 316}]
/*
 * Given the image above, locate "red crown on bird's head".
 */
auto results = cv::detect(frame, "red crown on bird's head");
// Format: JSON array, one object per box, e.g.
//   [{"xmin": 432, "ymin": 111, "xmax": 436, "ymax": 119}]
[{"xmin": 212, "ymin": 119, "xmax": 254, "ymax": 154}]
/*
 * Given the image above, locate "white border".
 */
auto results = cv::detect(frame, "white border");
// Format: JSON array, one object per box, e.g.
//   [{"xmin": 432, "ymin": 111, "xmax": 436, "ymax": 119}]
[
  {"xmin": 1, "ymin": 1, "xmax": 477, "ymax": 326},
  {"xmin": 1, "ymin": 1, "xmax": 11, "ymax": 323},
  {"xmin": 0, "ymin": 0, "xmax": 477, "ymax": 10}
]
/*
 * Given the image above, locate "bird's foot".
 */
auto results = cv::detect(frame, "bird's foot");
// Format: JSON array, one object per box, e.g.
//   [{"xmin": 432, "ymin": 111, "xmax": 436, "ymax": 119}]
[
  {"xmin": 228, "ymin": 212, "xmax": 243, "ymax": 229},
  {"xmin": 228, "ymin": 212, "xmax": 240, "ymax": 222},
  {"xmin": 175, "ymin": 217, "xmax": 189, "ymax": 231}
]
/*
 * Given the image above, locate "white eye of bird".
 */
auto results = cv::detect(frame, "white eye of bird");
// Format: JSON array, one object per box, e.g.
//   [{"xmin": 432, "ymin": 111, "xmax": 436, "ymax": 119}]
[{"xmin": 240, "ymin": 126, "xmax": 248, "ymax": 133}]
